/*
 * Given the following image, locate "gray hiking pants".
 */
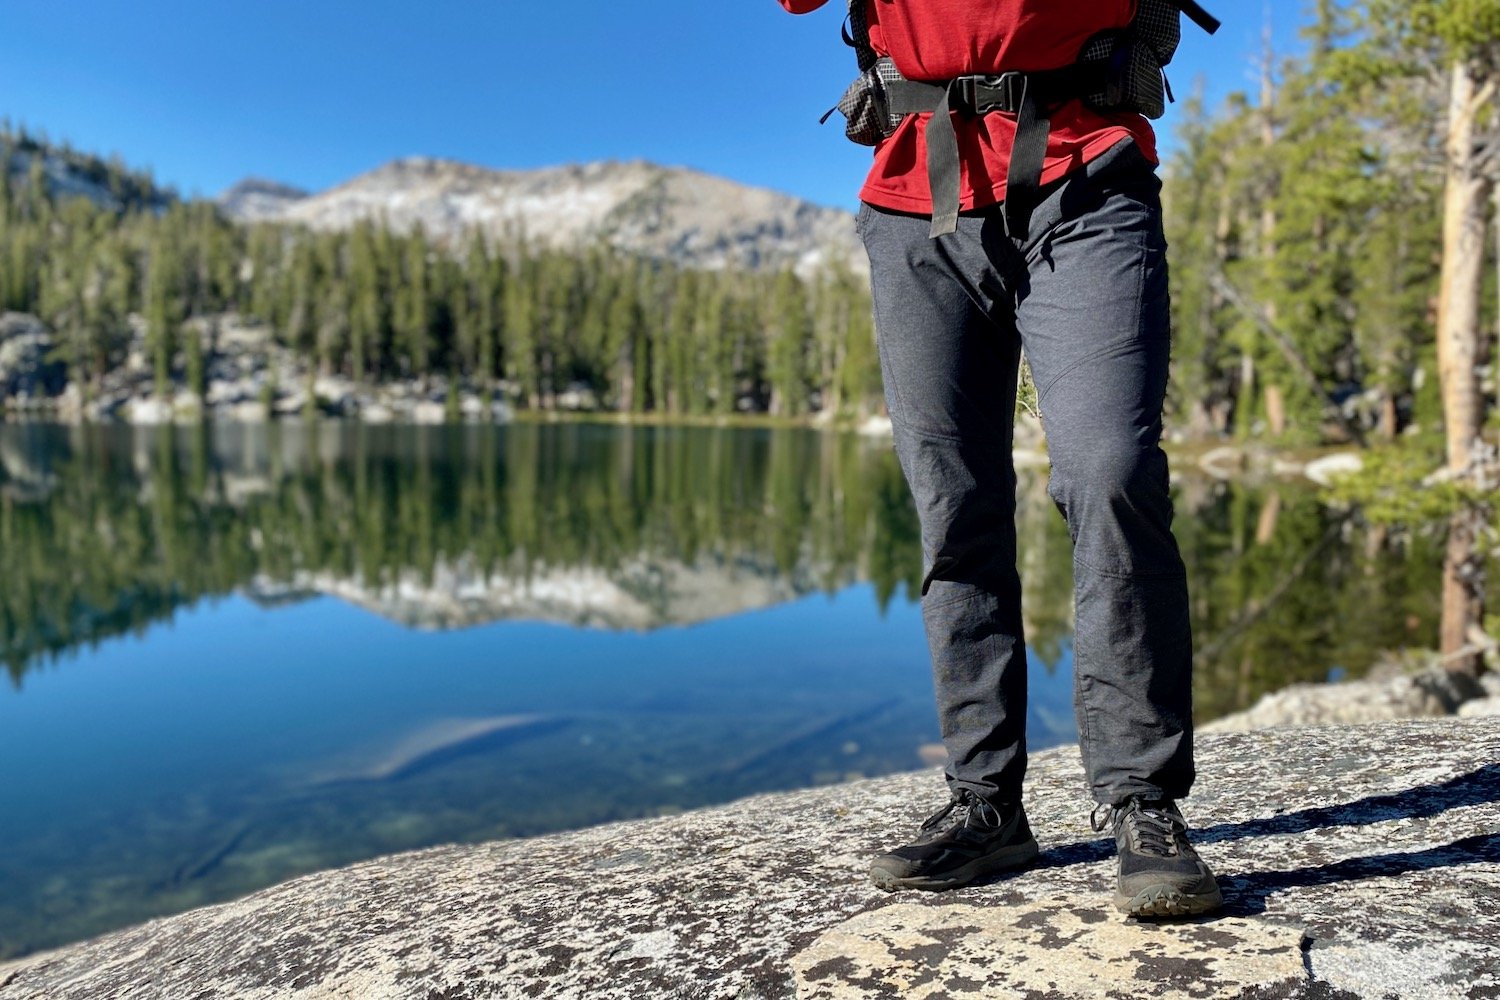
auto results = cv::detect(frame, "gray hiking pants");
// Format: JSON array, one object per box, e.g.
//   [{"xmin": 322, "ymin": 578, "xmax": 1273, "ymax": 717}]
[{"xmin": 856, "ymin": 138, "xmax": 1193, "ymax": 808}]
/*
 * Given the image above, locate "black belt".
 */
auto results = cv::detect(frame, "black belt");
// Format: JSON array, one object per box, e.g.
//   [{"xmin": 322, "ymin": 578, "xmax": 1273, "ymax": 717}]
[{"xmin": 886, "ymin": 65, "xmax": 1099, "ymax": 240}]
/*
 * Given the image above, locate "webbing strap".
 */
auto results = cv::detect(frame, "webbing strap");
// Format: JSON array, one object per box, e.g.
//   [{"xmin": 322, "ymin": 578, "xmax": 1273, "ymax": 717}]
[
  {"xmin": 888, "ymin": 70, "xmax": 1068, "ymax": 240},
  {"xmin": 888, "ymin": 74, "xmax": 1029, "ymax": 238},
  {"xmin": 1003, "ymin": 78, "xmax": 1049, "ymax": 242},
  {"xmin": 924, "ymin": 81, "xmax": 963, "ymax": 237},
  {"xmin": 1170, "ymin": 0, "xmax": 1221, "ymax": 34}
]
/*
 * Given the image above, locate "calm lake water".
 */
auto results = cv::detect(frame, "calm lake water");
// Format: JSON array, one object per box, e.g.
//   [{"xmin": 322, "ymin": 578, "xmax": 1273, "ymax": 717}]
[{"xmin": 0, "ymin": 422, "xmax": 1446, "ymax": 958}]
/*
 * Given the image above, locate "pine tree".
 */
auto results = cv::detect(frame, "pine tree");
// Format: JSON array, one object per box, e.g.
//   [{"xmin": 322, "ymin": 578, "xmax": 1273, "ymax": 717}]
[
  {"xmin": 766, "ymin": 271, "xmax": 812, "ymax": 417},
  {"xmin": 503, "ymin": 246, "xmax": 540, "ymax": 408},
  {"xmin": 143, "ymin": 229, "xmax": 184, "ymax": 398},
  {"xmin": 393, "ymin": 227, "xmax": 434, "ymax": 381}
]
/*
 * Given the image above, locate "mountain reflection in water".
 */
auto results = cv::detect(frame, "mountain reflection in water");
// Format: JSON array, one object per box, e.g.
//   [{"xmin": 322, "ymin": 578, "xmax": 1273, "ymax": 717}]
[{"xmin": 0, "ymin": 422, "xmax": 1444, "ymax": 959}]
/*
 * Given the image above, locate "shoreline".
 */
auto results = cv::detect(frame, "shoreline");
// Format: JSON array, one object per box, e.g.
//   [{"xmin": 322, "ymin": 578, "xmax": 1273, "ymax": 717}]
[{"xmin": 0, "ymin": 405, "xmax": 1380, "ymax": 483}]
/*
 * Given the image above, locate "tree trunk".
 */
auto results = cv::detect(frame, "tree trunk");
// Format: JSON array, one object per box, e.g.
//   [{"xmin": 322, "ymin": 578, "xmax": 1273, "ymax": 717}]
[
  {"xmin": 1436, "ymin": 59, "xmax": 1492, "ymax": 472},
  {"xmin": 1258, "ymin": 30, "xmax": 1280, "ymax": 439},
  {"xmin": 1264, "ymin": 383, "xmax": 1286, "ymax": 437},
  {"xmin": 1238, "ymin": 350, "xmax": 1256, "ymax": 437},
  {"xmin": 1378, "ymin": 391, "xmax": 1399, "ymax": 440},
  {"xmin": 618, "ymin": 344, "xmax": 634, "ymax": 415},
  {"xmin": 1441, "ymin": 506, "xmax": 1486, "ymax": 677},
  {"xmin": 1494, "ymin": 184, "xmax": 1500, "ymax": 420},
  {"xmin": 1211, "ymin": 163, "xmax": 1236, "ymax": 435},
  {"xmin": 1435, "ymin": 58, "xmax": 1495, "ymax": 675},
  {"xmin": 1254, "ymin": 489, "xmax": 1282, "ymax": 546}
]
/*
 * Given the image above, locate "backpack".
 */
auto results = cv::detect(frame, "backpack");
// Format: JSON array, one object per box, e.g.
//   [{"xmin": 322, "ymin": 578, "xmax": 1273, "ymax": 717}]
[{"xmin": 828, "ymin": 0, "xmax": 1220, "ymax": 237}]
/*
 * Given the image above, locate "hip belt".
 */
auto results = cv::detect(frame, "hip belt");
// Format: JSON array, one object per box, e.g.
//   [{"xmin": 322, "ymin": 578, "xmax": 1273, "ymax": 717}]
[{"xmin": 883, "ymin": 63, "xmax": 1106, "ymax": 241}]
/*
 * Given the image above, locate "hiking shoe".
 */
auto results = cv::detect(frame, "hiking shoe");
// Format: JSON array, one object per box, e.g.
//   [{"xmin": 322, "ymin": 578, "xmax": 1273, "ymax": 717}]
[
  {"xmin": 870, "ymin": 789, "xmax": 1039, "ymax": 891},
  {"xmin": 1092, "ymin": 798, "xmax": 1223, "ymax": 918}
]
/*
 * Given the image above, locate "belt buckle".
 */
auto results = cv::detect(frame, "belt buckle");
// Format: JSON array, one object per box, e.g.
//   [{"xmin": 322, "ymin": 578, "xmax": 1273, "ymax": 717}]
[
  {"xmin": 955, "ymin": 76, "xmax": 981, "ymax": 112},
  {"xmin": 964, "ymin": 71, "xmax": 1024, "ymax": 114},
  {"xmin": 956, "ymin": 71, "xmax": 1025, "ymax": 114},
  {"xmin": 993, "ymin": 71, "xmax": 1026, "ymax": 113}
]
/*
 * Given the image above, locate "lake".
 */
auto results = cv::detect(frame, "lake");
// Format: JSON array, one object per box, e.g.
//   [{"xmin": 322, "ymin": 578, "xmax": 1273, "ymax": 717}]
[{"xmin": 0, "ymin": 421, "xmax": 1443, "ymax": 959}]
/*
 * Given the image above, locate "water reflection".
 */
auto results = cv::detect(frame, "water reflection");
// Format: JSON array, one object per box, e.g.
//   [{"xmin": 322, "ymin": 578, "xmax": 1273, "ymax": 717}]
[
  {"xmin": 0, "ymin": 423, "xmax": 1446, "ymax": 958},
  {"xmin": 2, "ymin": 422, "xmax": 932, "ymax": 679}
]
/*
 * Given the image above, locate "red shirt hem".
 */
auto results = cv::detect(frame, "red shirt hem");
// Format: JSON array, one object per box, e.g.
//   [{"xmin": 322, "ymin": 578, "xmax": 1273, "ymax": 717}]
[{"xmin": 857, "ymin": 124, "xmax": 1157, "ymax": 215}]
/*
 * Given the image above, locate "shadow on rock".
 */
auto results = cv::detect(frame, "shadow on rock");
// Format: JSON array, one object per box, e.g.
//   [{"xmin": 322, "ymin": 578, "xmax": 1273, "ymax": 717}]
[
  {"xmin": 992, "ymin": 764, "xmax": 1500, "ymax": 893},
  {"xmin": 1218, "ymin": 832, "xmax": 1500, "ymax": 917},
  {"xmin": 1194, "ymin": 763, "xmax": 1500, "ymax": 846}
]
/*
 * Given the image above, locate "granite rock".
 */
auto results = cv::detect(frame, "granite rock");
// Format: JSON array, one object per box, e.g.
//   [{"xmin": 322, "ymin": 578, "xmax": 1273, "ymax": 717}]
[
  {"xmin": 2, "ymin": 719, "xmax": 1497, "ymax": 1000},
  {"xmin": 0, "ymin": 313, "xmax": 65, "ymax": 401},
  {"xmin": 1458, "ymin": 696, "xmax": 1500, "ymax": 718},
  {"xmin": 1202, "ymin": 667, "xmax": 1489, "ymax": 732}
]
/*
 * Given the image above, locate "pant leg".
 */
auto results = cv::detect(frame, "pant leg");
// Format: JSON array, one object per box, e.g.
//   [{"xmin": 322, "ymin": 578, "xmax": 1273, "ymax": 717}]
[
  {"xmin": 856, "ymin": 202, "xmax": 1030, "ymax": 804},
  {"xmin": 1011, "ymin": 140, "xmax": 1195, "ymax": 806}
]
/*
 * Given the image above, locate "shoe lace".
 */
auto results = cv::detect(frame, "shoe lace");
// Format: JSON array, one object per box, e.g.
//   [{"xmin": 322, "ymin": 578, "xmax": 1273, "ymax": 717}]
[
  {"xmin": 1090, "ymin": 799, "xmax": 1185, "ymax": 857},
  {"xmin": 921, "ymin": 789, "xmax": 1000, "ymax": 832}
]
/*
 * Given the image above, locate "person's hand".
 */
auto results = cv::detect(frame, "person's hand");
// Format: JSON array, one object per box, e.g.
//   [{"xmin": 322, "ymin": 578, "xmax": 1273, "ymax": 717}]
[{"xmin": 777, "ymin": 0, "xmax": 831, "ymax": 14}]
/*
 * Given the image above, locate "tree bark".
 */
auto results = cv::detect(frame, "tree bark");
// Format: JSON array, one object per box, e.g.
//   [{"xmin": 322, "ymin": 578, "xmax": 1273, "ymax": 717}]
[
  {"xmin": 1264, "ymin": 383, "xmax": 1286, "ymax": 437},
  {"xmin": 1435, "ymin": 59, "xmax": 1493, "ymax": 472},
  {"xmin": 1494, "ymin": 184, "xmax": 1500, "ymax": 420},
  {"xmin": 1435, "ymin": 58, "xmax": 1495, "ymax": 675},
  {"xmin": 1441, "ymin": 506, "xmax": 1486, "ymax": 677},
  {"xmin": 1378, "ymin": 391, "xmax": 1399, "ymax": 440}
]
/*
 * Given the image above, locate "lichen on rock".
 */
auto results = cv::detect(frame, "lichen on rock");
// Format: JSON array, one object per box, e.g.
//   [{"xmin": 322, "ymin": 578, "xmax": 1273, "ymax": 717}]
[{"xmin": 791, "ymin": 901, "xmax": 1308, "ymax": 998}]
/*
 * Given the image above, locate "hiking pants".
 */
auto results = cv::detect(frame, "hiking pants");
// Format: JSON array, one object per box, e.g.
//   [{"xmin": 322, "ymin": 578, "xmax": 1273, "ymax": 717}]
[{"xmin": 856, "ymin": 138, "xmax": 1194, "ymax": 808}]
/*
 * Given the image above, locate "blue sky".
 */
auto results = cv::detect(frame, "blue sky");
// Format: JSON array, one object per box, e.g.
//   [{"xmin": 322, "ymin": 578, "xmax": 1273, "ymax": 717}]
[{"xmin": 1, "ymin": 1, "xmax": 1308, "ymax": 210}]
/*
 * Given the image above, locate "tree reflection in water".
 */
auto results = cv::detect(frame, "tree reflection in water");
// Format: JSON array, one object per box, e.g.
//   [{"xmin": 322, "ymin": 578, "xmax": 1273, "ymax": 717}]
[{"xmin": 0, "ymin": 422, "xmax": 1446, "ymax": 715}]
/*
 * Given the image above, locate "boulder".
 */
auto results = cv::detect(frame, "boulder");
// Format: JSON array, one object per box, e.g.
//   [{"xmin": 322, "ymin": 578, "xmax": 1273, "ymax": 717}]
[
  {"xmin": 358, "ymin": 402, "xmax": 395, "ymax": 424},
  {"xmin": 313, "ymin": 375, "xmax": 355, "ymax": 413},
  {"xmin": 0, "ymin": 313, "xmax": 66, "ymax": 400},
  {"xmin": 123, "ymin": 397, "xmax": 174, "ymax": 425},
  {"xmin": 410, "ymin": 400, "xmax": 448, "ymax": 425},
  {"xmin": 2, "ymin": 719, "xmax": 1496, "ymax": 999},
  {"xmin": 1458, "ymin": 697, "xmax": 1500, "ymax": 718},
  {"xmin": 1304, "ymin": 452, "xmax": 1364, "ymax": 487},
  {"xmin": 1203, "ymin": 667, "xmax": 1489, "ymax": 732}
]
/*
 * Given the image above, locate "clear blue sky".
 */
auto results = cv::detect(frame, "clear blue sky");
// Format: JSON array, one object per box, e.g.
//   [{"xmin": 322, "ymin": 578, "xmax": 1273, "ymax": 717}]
[{"xmin": 0, "ymin": 1, "xmax": 1307, "ymax": 210}]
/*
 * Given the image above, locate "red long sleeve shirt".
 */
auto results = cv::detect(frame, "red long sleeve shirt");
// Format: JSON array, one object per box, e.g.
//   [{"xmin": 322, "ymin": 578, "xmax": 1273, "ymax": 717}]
[{"xmin": 780, "ymin": 0, "xmax": 1158, "ymax": 214}]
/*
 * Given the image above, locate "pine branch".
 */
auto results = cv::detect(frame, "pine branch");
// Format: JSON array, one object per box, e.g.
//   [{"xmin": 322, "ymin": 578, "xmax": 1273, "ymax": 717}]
[{"xmin": 1208, "ymin": 269, "xmax": 1370, "ymax": 448}]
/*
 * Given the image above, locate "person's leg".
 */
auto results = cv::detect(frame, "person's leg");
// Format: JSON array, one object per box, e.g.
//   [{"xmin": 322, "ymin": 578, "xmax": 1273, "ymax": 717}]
[
  {"xmin": 858, "ymin": 201, "xmax": 1028, "ymax": 805},
  {"xmin": 1013, "ymin": 139, "xmax": 1218, "ymax": 917},
  {"xmin": 1011, "ymin": 140, "xmax": 1194, "ymax": 807},
  {"xmin": 857, "ymin": 201, "xmax": 1040, "ymax": 891}
]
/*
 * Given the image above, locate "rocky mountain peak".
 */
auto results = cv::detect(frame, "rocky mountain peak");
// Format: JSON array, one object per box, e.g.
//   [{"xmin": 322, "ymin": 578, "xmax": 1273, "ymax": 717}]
[
  {"xmin": 216, "ymin": 177, "xmax": 309, "ymax": 223},
  {"xmin": 218, "ymin": 156, "xmax": 864, "ymax": 278}
]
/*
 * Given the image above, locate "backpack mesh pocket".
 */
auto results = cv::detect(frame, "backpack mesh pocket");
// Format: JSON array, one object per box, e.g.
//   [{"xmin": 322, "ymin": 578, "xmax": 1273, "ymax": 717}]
[
  {"xmin": 1079, "ymin": 0, "xmax": 1181, "ymax": 120},
  {"xmin": 834, "ymin": 57, "xmax": 905, "ymax": 146}
]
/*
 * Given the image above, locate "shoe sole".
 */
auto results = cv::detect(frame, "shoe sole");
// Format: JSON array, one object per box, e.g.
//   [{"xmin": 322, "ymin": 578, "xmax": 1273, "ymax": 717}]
[
  {"xmin": 1114, "ymin": 883, "xmax": 1224, "ymax": 918},
  {"xmin": 870, "ymin": 837, "xmax": 1040, "ymax": 892}
]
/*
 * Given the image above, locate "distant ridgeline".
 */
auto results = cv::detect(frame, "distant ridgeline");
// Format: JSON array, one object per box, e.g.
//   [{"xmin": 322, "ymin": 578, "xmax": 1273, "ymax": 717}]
[
  {"xmin": 0, "ymin": 125, "xmax": 175, "ymax": 215},
  {"xmin": 0, "ymin": 126, "xmax": 877, "ymax": 420},
  {"xmin": 0, "ymin": 423, "xmax": 1446, "ymax": 721}
]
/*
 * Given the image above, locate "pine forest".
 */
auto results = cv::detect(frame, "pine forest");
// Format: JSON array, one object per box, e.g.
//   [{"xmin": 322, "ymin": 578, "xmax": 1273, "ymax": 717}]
[{"xmin": 2, "ymin": 2, "xmax": 1497, "ymax": 446}]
